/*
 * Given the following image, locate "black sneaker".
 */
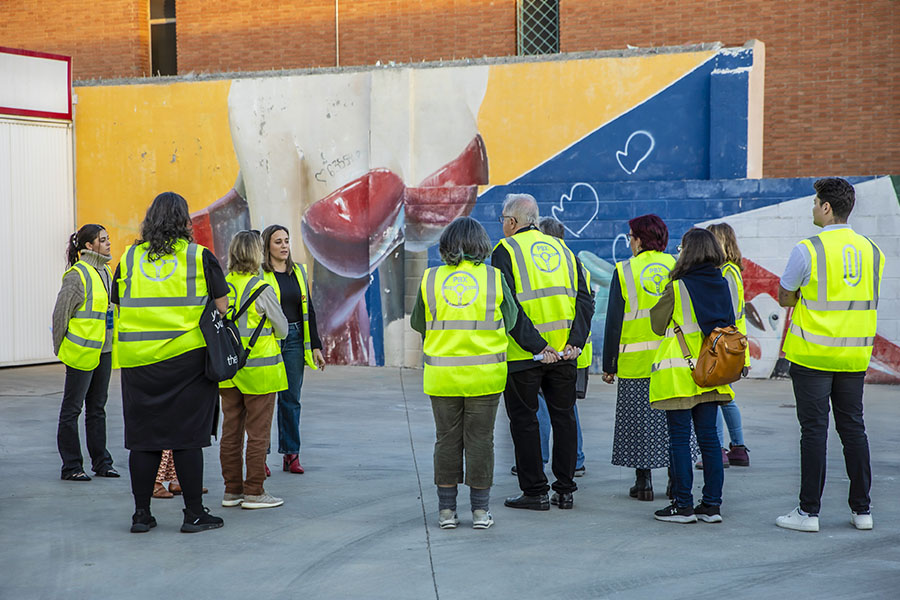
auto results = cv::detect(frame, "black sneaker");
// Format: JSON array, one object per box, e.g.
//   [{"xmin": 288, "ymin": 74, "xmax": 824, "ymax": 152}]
[
  {"xmin": 694, "ymin": 502, "xmax": 723, "ymax": 523},
  {"xmin": 130, "ymin": 509, "xmax": 157, "ymax": 533},
  {"xmin": 180, "ymin": 507, "xmax": 224, "ymax": 533},
  {"xmin": 654, "ymin": 502, "xmax": 697, "ymax": 523}
]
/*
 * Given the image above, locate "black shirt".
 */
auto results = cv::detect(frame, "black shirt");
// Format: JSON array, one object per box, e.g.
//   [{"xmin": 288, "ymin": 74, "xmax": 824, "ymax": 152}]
[{"xmin": 270, "ymin": 268, "xmax": 322, "ymax": 350}]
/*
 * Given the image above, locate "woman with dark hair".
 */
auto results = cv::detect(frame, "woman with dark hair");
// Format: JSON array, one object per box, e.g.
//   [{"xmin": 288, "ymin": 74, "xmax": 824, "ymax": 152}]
[
  {"xmin": 112, "ymin": 192, "xmax": 229, "ymax": 533},
  {"xmin": 52, "ymin": 224, "xmax": 117, "ymax": 481},
  {"xmin": 260, "ymin": 224, "xmax": 326, "ymax": 475},
  {"xmin": 602, "ymin": 214, "xmax": 682, "ymax": 501},
  {"xmin": 410, "ymin": 216, "xmax": 518, "ymax": 530},
  {"xmin": 649, "ymin": 228, "xmax": 735, "ymax": 523}
]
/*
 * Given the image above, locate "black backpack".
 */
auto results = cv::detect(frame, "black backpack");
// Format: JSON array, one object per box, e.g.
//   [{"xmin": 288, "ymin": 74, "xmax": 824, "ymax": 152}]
[{"xmin": 200, "ymin": 284, "xmax": 269, "ymax": 382}]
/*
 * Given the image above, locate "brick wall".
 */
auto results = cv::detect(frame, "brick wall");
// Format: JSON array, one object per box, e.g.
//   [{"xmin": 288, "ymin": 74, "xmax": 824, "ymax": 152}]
[
  {"xmin": 0, "ymin": 0, "xmax": 148, "ymax": 80},
  {"xmin": 561, "ymin": 0, "xmax": 900, "ymax": 178}
]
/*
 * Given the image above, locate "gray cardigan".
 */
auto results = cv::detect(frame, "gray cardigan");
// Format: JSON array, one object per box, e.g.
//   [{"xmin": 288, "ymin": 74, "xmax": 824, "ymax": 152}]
[{"xmin": 51, "ymin": 250, "xmax": 113, "ymax": 355}]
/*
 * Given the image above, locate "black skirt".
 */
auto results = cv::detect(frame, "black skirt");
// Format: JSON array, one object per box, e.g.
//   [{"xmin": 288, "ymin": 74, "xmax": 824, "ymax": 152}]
[{"xmin": 121, "ymin": 347, "xmax": 218, "ymax": 451}]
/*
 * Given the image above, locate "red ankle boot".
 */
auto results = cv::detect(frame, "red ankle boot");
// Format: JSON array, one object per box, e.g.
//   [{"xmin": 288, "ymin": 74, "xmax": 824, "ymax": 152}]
[{"xmin": 283, "ymin": 454, "xmax": 304, "ymax": 474}]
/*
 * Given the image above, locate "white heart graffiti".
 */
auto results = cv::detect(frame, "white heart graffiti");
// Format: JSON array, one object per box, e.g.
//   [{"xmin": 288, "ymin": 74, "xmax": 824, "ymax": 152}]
[
  {"xmin": 552, "ymin": 182, "xmax": 600, "ymax": 239},
  {"xmin": 615, "ymin": 130, "xmax": 656, "ymax": 175}
]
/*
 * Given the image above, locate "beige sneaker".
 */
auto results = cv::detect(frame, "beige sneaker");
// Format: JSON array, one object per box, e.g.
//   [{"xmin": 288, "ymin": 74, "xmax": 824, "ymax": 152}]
[
  {"xmin": 438, "ymin": 509, "xmax": 459, "ymax": 529},
  {"xmin": 241, "ymin": 492, "xmax": 284, "ymax": 509},
  {"xmin": 222, "ymin": 493, "xmax": 243, "ymax": 507},
  {"xmin": 472, "ymin": 510, "xmax": 494, "ymax": 529}
]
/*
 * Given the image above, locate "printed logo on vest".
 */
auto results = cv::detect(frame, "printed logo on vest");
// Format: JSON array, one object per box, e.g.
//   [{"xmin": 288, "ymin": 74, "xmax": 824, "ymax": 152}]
[
  {"xmin": 442, "ymin": 272, "xmax": 479, "ymax": 308},
  {"xmin": 842, "ymin": 244, "xmax": 862, "ymax": 287},
  {"xmin": 530, "ymin": 241, "xmax": 561, "ymax": 273},
  {"xmin": 139, "ymin": 251, "xmax": 178, "ymax": 282},
  {"xmin": 640, "ymin": 263, "xmax": 670, "ymax": 296}
]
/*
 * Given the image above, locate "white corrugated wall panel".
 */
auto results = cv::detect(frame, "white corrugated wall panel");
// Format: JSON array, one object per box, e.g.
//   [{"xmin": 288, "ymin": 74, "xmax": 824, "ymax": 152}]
[{"xmin": 0, "ymin": 118, "xmax": 74, "ymax": 366}]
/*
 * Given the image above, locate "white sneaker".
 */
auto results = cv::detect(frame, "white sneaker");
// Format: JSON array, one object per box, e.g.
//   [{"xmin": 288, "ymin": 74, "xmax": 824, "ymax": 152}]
[
  {"xmin": 438, "ymin": 509, "xmax": 459, "ymax": 529},
  {"xmin": 241, "ymin": 492, "xmax": 284, "ymax": 509},
  {"xmin": 850, "ymin": 511, "xmax": 873, "ymax": 530},
  {"xmin": 472, "ymin": 510, "xmax": 494, "ymax": 529},
  {"xmin": 775, "ymin": 507, "xmax": 819, "ymax": 532},
  {"xmin": 222, "ymin": 493, "xmax": 243, "ymax": 507}
]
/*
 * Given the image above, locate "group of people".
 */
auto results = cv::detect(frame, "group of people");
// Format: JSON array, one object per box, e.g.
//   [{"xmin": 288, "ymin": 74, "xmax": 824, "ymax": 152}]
[{"xmin": 53, "ymin": 177, "xmax": 883, "ymax": 535}]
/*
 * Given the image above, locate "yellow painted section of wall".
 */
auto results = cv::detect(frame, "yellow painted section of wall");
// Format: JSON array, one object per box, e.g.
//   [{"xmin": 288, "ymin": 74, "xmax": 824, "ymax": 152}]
[
  {"xmin": 477, "ymin": 52, "xmax": 715, "ymax": 185},
  {"xmin": 74, "ymin": 80, "xmax": 237, "ymax": 260}
]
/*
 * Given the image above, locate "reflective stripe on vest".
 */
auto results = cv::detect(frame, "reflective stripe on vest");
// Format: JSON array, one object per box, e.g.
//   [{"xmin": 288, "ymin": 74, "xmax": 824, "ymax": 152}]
[
  {"xmin": 497, "ymin": 230, "xmax": 578, "ymax": 361},
  {"xmin": 114, "ymin": 241, "xmax": 208, "ymax": 368},
  {"xmin": 421, "ymin": 262, "xmax": 508, "ymax": 397},
  {"xmin": 782, "ymin": 229, "xmax": 882, "ymax": 372},
  {"xmin": 220, "ymin": 272, "xmax": 288, "ymax": 394},
  {"xmin": 615, "ymin": 251, "xmax": 675, "ymax": 378},
  {"xmin": 58, "ymin": 261, "xmax": 109, "ymax": 371},
  {"xmin": 649, "ymin": 281, "xmax": 734, "ymax": 402}
]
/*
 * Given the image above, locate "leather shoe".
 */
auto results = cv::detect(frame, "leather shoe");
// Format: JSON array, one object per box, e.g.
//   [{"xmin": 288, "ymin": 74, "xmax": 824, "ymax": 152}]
[
  {"xmin": 550, "ymin": 492, "xmax": 574, "ymax": 509},
  {"xmin": 504, "ymin": 493, "xmax": 550, "ymax": 511}
]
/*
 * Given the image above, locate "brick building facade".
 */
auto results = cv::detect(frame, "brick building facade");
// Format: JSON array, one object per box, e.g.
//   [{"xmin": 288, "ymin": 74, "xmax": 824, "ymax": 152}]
[{"xmin": 2, "ymin": 0, "xmax": 897, "ymax": 177}]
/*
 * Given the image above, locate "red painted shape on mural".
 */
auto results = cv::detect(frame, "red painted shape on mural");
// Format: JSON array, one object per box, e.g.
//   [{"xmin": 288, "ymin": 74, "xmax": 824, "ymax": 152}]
[
  {"xmin": 404, "ymin": 185, "xmax": 478, "ymax": 251},
  {"xmin": 301, "ymin": 168, "xmax": 405, "ymax": 279},
  {"xmin": 418, "ymin": 134, "xmax": 489, "ymax": 187},
  {"xmin": 191, "ymin": 210, "xmax": 213, "ymax": 250}
]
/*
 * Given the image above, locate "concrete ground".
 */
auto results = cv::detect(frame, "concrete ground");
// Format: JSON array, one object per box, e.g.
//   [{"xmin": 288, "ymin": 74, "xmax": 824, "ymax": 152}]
[{"xmin": 1, "ymin": 364, "xmax": 898, "ymax": 600}]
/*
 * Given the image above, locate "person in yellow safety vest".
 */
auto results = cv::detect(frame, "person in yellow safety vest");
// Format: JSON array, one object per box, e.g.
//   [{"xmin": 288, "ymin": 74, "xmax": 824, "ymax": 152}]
[
  {"xmin": 775, "ymin": 177, "xmax": 884, "ymax": 533},
  {"xmin": 491, "ymin": 194, "xmax": 594, "ymax": 512},
  {"xmin": 602, "ymin": 215, "xmax": 680, "ymax": 502},
  {"xmin": 649, "ymin": 228, "xmax": 736, "ymax": 524},
  {"xmin": 219, "ymin": 231, "xmax": 290, "ymax": 510},
  {"xmin": 52, "ymin": 224, "xmax": 118, "ymax": 481},
  {"xmin": 697, "ymin": 223, "xmax": 751, "ymax": 470},
  {"xmin": 411, "ymin": 217, "xmax": 518, "ymax": 530},
  {"xmin": 509, "ymin": 216, "xmax": 588, "ymax": 479},
  {"xmin": 113, "ymin": 192, "xmax": 229, "ymax": 534},
  {"xmin": 260, "ymin": 224, "xmax": 326, "ymax": 477}
]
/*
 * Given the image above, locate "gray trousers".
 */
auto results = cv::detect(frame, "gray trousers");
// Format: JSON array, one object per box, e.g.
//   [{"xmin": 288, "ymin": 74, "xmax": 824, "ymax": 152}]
[{"xmin": 430, "ymin": 393, "xmax": 501, "ymax": 489}]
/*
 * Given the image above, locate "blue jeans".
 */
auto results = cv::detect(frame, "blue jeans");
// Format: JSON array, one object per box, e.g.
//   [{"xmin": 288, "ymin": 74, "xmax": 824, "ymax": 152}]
[
  {"xmin": 537, "ymin": 391, "xmax": 585, "ymax": 469},
  {"xmin": 666, "ymin": 402, "xmax": 723, "ymax": 507},
  {"xmin": 716, "ymin": 401, "xmax": 745, "ymax": 447},
  {"xmin": 276, "ymin": 324, "xmax": 305, "ymax": 454}
]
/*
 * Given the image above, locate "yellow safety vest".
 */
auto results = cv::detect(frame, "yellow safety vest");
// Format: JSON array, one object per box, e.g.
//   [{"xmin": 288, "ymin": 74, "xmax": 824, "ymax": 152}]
[
  {"xmin": 115, "ymin": 240, "xmax": 209, "ymax": 368},
  {"xmin": 421, "ymin": 261, "xmax": 507, "ymax": 397},
  {"xmin": 262, "ymin": 264, "xmax": 317, "ymax": 370},
  {"xmin": 496, "ymin": 229, "xmax": 578, "ymax": 361},
  {"xmin": 782, "ymin": 229, "xmax": 884, "ymax": 372},
  {"xmin": 721, "ymin": 261, "xmax": 750, "ymax": 368},
  {"xmin": 58, "ymin": 261, "xmax": 110, "ymax": 371},
  {"xmin": 615, "ymin": 251, "xmax": 676, "ymax": 378},
  {"xmin": 577, "ymin": 266, "xmax": 593, "ymax": 369},
  {"xmin": 649, "ymin": 280, "xmax": 735, "ymax": 403},
  {"xmin": 220, "ymin": 273, "xmax": 288, "ymax": 395}
]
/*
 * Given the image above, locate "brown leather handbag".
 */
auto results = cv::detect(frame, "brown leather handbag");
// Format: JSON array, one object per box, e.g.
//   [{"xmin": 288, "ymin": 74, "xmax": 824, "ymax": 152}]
[{"xmin": 674, "ymin": 325, "xmax": 748, "ymax": 388}]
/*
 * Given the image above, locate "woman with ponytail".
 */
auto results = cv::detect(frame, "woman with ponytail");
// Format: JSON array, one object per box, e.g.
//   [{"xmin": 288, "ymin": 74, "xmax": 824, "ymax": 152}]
[{"xmin": 52, "ymin": 224, "xmax": 118, "ymax": 481}]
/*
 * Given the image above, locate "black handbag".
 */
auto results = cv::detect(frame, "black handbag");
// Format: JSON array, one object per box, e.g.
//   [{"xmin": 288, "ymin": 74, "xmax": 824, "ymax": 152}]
[{"xmin": 200, "ymin": 284, "xmax": 270, "ymax": 382}]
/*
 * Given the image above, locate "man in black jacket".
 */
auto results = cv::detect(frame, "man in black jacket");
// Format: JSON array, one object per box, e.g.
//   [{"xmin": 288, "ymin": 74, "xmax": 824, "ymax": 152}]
[{"xmin": 492, "ymin": 194, "xmax": 594, "ymax": 510}]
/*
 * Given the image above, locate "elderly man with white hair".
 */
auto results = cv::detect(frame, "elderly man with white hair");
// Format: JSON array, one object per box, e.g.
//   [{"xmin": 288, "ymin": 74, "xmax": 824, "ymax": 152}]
[{"xmin": 492, "ymin": 194, "xmax": 594, "ymax": 511}]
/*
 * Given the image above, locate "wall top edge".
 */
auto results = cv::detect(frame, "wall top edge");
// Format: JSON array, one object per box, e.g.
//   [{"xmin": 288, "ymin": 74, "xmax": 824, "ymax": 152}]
[{"xmin": 73, "ymin": 42, "xmax": 729, "ymax": 88}]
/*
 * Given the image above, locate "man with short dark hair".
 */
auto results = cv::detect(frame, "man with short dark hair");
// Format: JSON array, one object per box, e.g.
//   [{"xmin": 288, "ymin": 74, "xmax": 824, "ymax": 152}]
[{"xmin": 775, "ymin": 177, "xmax": 885, "ymax": 532}]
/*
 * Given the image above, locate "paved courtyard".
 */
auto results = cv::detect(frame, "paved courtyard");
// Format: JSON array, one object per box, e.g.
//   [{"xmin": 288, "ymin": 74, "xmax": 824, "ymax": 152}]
[{"xmin": 1, "ymin": 364, "xmax": 898, "ymax": 600}]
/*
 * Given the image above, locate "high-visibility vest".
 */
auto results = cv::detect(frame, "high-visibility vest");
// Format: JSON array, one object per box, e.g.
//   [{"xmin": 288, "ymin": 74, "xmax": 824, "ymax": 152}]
[
  {"xmin": 649, "ymin": 280, "xmax": 735, "ymax": 403},
  {"xmin": 782, "ymin": 229, "xmax": 884, "ymax": 372},
  {"xmin": 615, "ymin": 251, "xmax": 676, "ymax": 378},
  {"xmin": 115, "ymin": 240, "xmax": 209, "ymax": 368},
  {"xmin": 577, "ymin": 266, "xmax": 593, "ymax": 369},
  {"xmin": 58, "ymin": 261, "xmax": 110, "ymax": 371},
  {"xmin": 220, "ymin": 272, "xmax": 288, "ymax": 395},
  {"xmin": 721, "ymin": 261, "xmax": 750, "ymax": 368},
  {"xmin": 495, "ymin": 229, "xmax": 578, "ymax": 361},
  {"xmin": 262, "ymin": 263, "xmax": 317, "ymax": 370},
  {"xmin": 421, "ymin": 261, "xmax": 507, "ymax": 397}
]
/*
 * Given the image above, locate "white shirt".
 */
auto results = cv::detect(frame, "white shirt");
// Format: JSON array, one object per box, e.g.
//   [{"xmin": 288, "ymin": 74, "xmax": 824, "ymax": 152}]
[{"xmin": 779, "ymin": 224, "xmax": 853, "ymax": 291}]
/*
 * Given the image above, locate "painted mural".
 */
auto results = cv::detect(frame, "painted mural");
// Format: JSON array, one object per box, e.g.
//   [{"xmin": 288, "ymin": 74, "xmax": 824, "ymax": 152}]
[{"xmin": 72, "ymin": 44, "xmax": 900, "ymax": 383}]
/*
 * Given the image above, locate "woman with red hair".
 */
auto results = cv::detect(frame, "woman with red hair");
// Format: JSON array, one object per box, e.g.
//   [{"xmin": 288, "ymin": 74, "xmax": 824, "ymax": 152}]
[{"xmin": 602, "ymin": 215, "xmax": 694, "ymax": 500}]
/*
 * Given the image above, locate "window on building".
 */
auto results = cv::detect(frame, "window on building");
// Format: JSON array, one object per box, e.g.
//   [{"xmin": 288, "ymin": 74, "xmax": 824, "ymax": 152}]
[
  {"xmin": 150, "ymin": 0, "xmax": 177, "ymax": 76},
  {"xmin": 517, "ymin": 0, "xmax": 560, "ymax": 56}
]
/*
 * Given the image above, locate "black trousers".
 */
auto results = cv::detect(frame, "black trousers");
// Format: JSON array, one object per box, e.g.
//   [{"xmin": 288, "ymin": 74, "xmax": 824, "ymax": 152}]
[
  {"xmin": 130, "ymin": 448, "xmax": 204, "ymax": 512},
  {"xmin": 790, "ymin": 363, "xmax": 871, "ymax": 514},
  {"xmin": 505, "ymin": 363, "xmax": 578, "ymax": 495},
  {"xmin": 58, "ymin": 352, "xmax": 114, "ymax": 476}
]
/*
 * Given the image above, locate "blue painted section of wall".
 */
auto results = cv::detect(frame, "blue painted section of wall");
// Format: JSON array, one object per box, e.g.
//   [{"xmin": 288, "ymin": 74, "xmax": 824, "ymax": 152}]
[
  {"xmin": 367, "ymin": 269, "xmax": 385, "ymax": 366},
  {"xmin": 709, "ymin": 68, "xmax": 750, "ymax": 179}
]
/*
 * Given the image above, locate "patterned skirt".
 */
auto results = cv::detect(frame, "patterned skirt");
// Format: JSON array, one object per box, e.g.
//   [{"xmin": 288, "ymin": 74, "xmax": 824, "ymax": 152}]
[{"xmin": 611, "ymin": 377, "xmax": 698, "ymax": 469}]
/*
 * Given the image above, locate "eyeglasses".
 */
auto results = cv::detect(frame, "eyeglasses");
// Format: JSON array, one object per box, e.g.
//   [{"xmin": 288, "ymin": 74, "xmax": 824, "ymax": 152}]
[
  {"xmin": 499, "ymin": 215, "xmax": 516, "ymax": 224},
  {"xmin": 677, "ymin": 244, "xmax": 683, "ymax": 253},
  {"xmin": 625, "ymin": 233, "xmax": 633, "ymax": 242}
]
